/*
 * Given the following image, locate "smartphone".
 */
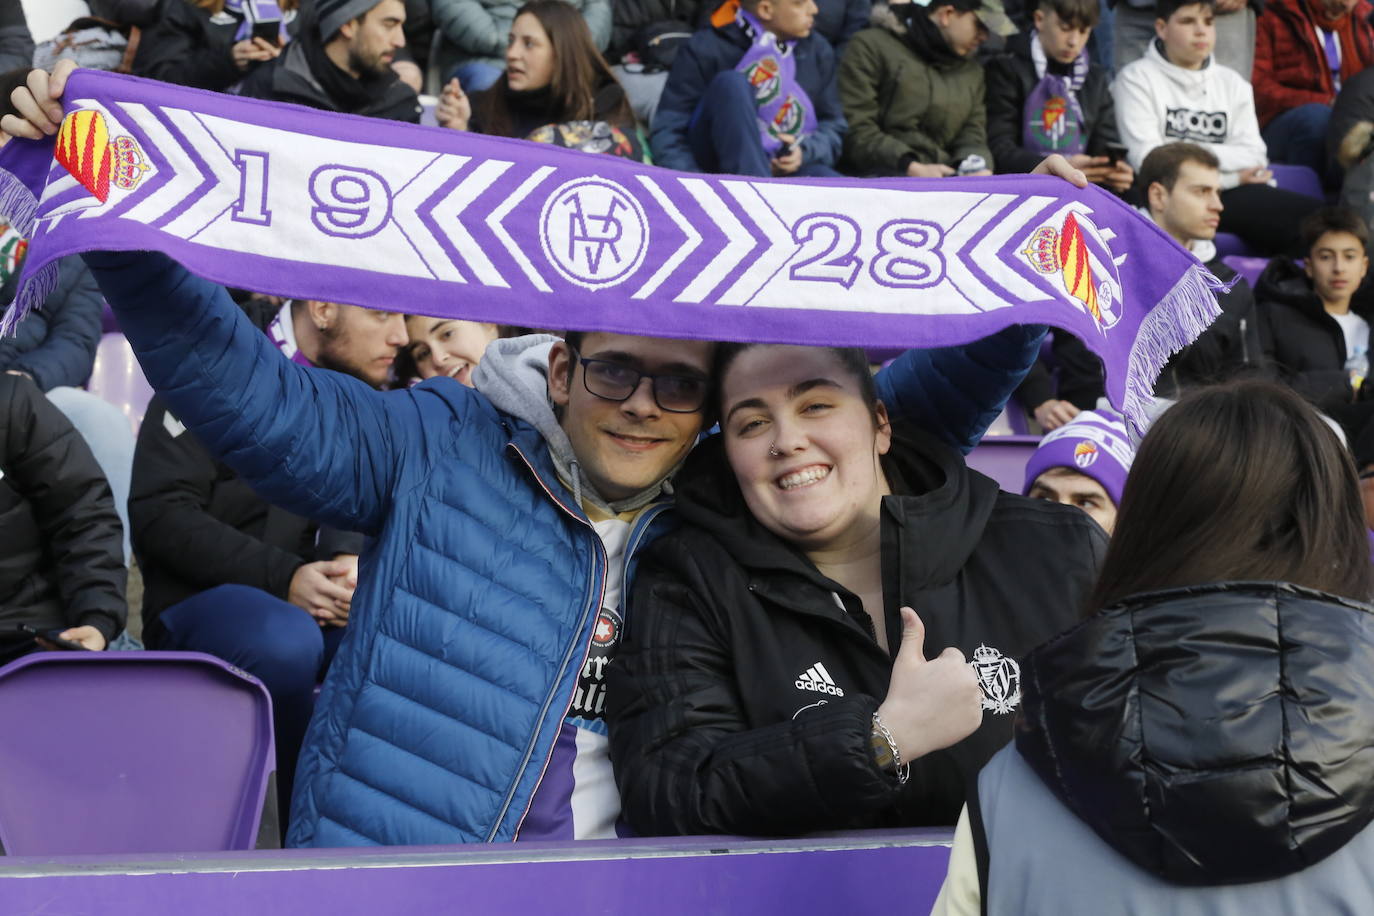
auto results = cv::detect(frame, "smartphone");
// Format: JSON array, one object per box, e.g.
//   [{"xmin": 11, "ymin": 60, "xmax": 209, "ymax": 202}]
[
  {"xmin": 777, "ymin": 139, "xmax": 797, "ymax": 157},
  {"xmin": 1106, "ymin": 143, "xmax": 1129, "ymax": 165},
  {"xmin": 15, "ymin": 624, "xmax": 86, "ymax": 651},
  {"xmin": 251, "ymin": 19, "xmax": 281, "ymax": 45}
]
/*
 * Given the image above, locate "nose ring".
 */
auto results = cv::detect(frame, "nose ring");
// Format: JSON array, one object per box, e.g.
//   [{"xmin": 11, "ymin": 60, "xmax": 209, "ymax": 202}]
[{"xmin": 769, "ymin": 444, "xmax": 782, "ymax": 458}]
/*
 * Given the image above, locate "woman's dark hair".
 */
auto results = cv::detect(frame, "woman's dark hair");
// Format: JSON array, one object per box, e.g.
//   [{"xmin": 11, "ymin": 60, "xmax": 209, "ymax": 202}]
[
  {"xmin": 472, "ymin": 0, "xmax": 632, "ymax": 139},
  {"xmin": 713, "ymin": 343, "xmax": 881, "ymax": 423},
  {"xmin": 1091, "ymin": 379, "xmax": 1374, "ymax": 610}
]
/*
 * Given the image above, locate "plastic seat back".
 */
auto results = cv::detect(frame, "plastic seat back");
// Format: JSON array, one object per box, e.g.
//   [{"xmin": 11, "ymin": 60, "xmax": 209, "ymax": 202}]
[
  {"xmin": 87, "ymin": 332, "xmax": 155, "ymax": 434},
  {"xmin": 0, "ymin": 651, "xmax": 275, "ymax": 855},
  {"xmin": 965, "ymin": 434, "xmax": 1042, "ymax": 493}
]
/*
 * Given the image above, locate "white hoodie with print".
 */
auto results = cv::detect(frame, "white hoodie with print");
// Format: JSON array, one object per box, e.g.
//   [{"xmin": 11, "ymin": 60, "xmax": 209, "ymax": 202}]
[{"xmin": 1111, "ymin": 39, "xmax": 1268, "ymax": 189}]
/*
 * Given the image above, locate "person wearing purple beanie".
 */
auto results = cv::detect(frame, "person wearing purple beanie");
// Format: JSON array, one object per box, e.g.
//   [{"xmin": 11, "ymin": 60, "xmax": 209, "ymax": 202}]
[{"xmin": 1023, "ymin": 408, "xmax": 1134, "ymax": 534}]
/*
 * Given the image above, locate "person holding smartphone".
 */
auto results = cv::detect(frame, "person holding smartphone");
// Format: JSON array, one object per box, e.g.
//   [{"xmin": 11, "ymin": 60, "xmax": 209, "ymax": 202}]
[
  {"xmin": 0, "ymin": 374, "xmax": 126, "ymax": 667},
  {"xmin": 133, "ymin": 0, "xmax": 296, "ymax": 93},
  {"xmin": 985, "ymin": 0, "xmax": 1134, "ymax": 193}
]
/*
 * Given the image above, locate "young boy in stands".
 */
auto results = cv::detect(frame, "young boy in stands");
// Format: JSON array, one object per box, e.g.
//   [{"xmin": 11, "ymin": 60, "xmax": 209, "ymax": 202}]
[
  {"xmin": 1255, "ymin": 206, "xmax": 1374, "ymax": 430},
  {"xmin": 1111, "ymin": 0, "xmax": 1321, "ymax": 255},
  {"xmin": 650, "ymin": 0, "xmax": 846, "ymax": 177},
  {"xmin": 1023, "ymin": 409, "xmax": 1134, "ymax": 534},
  {"xmin": 985, "ymin": 0, "xmax": 1133, "ymax": 192},
  {"xmin": 1017, "ymin": 142, "xmax": 1261, "ymax": 429},
  {"xmin": 838, "ymin": 0, "xmax": 1013, "ymax": 177}
]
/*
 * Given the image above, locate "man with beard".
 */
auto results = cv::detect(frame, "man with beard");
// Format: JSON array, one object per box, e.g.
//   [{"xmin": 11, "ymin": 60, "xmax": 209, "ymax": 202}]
[
  {"xmin": 128, "ymin": 296, "xmax": 408, "ymax": 824},
  {"xmin": 238, "ymin": 0, "xmax": 422, "ymax": 122}
]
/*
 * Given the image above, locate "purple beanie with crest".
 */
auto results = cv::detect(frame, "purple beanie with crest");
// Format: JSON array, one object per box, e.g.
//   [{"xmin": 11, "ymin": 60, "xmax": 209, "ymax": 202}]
[{"xmin": 1022, "ymin": 409, "xmax": 1135, "ymax": 506}]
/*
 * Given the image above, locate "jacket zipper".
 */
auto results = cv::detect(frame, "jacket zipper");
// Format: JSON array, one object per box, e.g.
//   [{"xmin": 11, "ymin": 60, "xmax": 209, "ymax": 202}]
[{"xmin": 495, "ymin": 442, "xmax": 607, "ymax": 842}]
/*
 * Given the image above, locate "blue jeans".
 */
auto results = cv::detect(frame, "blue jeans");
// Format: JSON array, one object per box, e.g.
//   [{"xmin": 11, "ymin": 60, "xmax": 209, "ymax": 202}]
[
  {"xmin": 447, "ymin": 61, "xmax": 503, "ymax": 92},
  {"xmin": 152, "ymin": 585, "xmax": 346, "ymax": 825},
  {"xmin": 687, "ymin": 70, "xmax": 841, "ymax": 177},
  {"xmin": 1262, "ymin": 102, "xmax": 1334, "ymax": 187}
]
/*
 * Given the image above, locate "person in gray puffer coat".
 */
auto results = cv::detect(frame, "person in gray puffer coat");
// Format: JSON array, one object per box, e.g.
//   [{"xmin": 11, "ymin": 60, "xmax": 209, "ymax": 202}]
[
  {"xmin": 933, "ymin": 379, "xmax": 1374, "ymax": 916},
  {"xmin": 432, "ymin": 0, "xmax": 613, "ymax": 92}
]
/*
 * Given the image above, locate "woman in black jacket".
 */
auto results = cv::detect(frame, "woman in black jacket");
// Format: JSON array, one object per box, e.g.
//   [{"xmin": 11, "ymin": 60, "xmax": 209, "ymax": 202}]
[
  {"xmin": 435, "ymin": 0, "xmax": 644, "ymax": 159},
  {"xmin": 606, "ymin": 343, "xmax": 1105, "ymax": 836},
  {"xmin": 935, "ymin": 379, "xmax": 1374, "ymax": 915},
  {"xmin": 0, "ymin": 374, "xmax": 126, "ymax": 665}
]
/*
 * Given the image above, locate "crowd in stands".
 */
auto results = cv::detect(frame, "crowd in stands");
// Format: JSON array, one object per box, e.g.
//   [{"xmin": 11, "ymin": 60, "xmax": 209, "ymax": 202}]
[{"xmin": 5, "ymin": 0, "xmax": 1374, "ymax": 907}]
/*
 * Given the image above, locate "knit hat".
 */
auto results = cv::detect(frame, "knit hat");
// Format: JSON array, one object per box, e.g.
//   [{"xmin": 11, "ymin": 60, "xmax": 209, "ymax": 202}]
[
  {"xmin": 1022, "ymin": 409, "xmax": 1135, "ymax": 507},
  {"xmin": 316, "ymin": 0, "xmax": 382, "ymax": 39}
]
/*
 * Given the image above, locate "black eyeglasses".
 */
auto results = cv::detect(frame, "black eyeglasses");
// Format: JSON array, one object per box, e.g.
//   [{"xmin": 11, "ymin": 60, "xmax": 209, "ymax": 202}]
[{"xmin": 573, "ymin": 351, "xmax": 710, "ymax": 413}]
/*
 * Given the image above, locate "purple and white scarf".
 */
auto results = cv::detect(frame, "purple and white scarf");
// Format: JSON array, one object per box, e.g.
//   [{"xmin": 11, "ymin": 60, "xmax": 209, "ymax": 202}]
[
  {"xmin": 223, "ymin": 0, "xmax": 291, "ymax": 44},
  {"xmin": 0, "ymin": 70, "xmax": 1225, "ymax": 430},
  {"xmin": 1022, "ymin": 33, "xmax": 1088, "ymax": 157},
  {"xmin": 266, "ymin": 301, "xmax": 317, "ymax": 366},
  {"xmin": 733, "ymin": 6, "xmax": 818, "ymax": 156}
]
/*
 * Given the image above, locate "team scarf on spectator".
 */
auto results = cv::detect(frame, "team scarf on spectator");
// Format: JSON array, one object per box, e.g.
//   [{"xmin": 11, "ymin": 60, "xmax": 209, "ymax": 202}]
[
  {"xmin": 1023, "ymin": 34, "xmax": 1088, "ymax": 157},
  {"xmin": 223, "ymin": 0, "xmax": 291, "ymax": 44},
  {"xmin": 732, "ymin": 6, "xmax": 818, "ymax": 156},
  {"xmin": 0, "ymin": 70, "xmax": 1224, "ymax": 430},
  {"xmin": 266, "ymin": 302, "xmax": 318, "ymax": 367}
]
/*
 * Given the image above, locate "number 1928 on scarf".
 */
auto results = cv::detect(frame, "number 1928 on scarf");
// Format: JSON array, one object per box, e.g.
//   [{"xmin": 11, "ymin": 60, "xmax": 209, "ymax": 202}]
[{"xmin": 0, "ymin": 70, "xmax": 1225, "ymax": 431}]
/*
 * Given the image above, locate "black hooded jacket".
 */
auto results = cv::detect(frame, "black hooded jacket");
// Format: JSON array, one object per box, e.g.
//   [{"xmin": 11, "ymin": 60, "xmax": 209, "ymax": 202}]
[
  {"xmin": 1008, "ymin": 582, "xmax": 1374, "ymax": 887},
  {"xmin": 606, "ymin": 422, "xmax": 1105, "ymax": 837},
  {"xmin": 0, "ymin": 375, "xmax": 126, "ymax": 648},
  {"xmin": 1255, "ymin": 257, "xmax": 1374, "ymax": 411}
]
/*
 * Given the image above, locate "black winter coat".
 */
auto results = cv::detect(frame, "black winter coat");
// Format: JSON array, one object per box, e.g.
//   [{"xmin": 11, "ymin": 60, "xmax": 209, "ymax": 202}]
[
  {"xmin": 238, "ymin": 38, "xmax": 422, "ymax": 123},
  {"xmin": 1015, "ymin": 582, "xmax": 1374, "ymax": 884},
  {"xmin": 607, "ymin": 423, "xmax": 1105, "ymax": 836},
  {"xmin": 132, "ymin": 0, "xmax": 250, "ymax": 92},
  {"xmin": 1018, "ymin": 257, "xmax": 1263, "ymax": 410},
  {"xmin": 0, "ymin": 375, "xmax": 125, "ymax": 646},
  {"xmin": 129, "ymin": 299, "xmax": 363, "ymax": 638},
  {"xmin": 1255, "ymin": 256, "xmax": 1374, "ymax": 411},
  {"xmin": 984, "ymin": 32, "xmax": 1121, "ymax": 175}
]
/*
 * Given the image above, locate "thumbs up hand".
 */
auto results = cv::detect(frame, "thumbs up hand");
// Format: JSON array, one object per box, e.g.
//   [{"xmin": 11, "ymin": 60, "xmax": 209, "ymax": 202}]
[{"xmin": 875, "ymin": 607, "xmax": 983, "ymax": 762}]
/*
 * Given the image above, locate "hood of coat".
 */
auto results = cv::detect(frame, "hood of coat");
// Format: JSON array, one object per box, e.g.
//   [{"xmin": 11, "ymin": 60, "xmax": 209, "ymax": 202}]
[
  {"xmin": 1016, "ymin": 581, "xmax": 1374, "ymax": 886},
  {"xmin": 472, "ymin": 334, "xmax": 681, "ymax": 514},
  {"xmin": 671, "ymin": 420, "xmax": 1000, "ymax": 586},
  {"xmin": 872, "ymin": 1, "xmax": 966, "ymax": 67},
  {"xmin": 1141, "ymin": 36, "xmax": 1215, "ymax": 94}
]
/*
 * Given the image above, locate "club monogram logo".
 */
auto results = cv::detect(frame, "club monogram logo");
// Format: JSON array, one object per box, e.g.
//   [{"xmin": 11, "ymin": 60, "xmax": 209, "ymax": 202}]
[{"xmin": 539, "ymin": 178, "xmax": 649, "ymax": 289}]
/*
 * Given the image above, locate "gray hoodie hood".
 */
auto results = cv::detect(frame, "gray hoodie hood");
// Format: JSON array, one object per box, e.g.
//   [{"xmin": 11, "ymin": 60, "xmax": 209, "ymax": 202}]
[{"xmin": 471, "ymin": 334, "xmax": 677, "ymax": 514}]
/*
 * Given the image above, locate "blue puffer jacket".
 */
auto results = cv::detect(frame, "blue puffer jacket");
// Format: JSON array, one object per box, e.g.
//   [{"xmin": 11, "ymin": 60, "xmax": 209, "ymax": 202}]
[
  {"xmin": 651, "ymin": 21, "xmax": 847, "ymax": 173},
  {"xmin": 83, "ymin": 249, "xmax": 1041, "ymax": 846}
]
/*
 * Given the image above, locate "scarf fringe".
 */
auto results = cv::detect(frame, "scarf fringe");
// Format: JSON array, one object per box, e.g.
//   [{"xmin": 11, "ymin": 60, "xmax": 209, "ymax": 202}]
[
  {"xmin": 1122, "ymin": 263, "xmax": 1228, "ymax": 433},
  {"xmin": 0, "ymin": 166, "xmax": 56, "ymax": 339}
]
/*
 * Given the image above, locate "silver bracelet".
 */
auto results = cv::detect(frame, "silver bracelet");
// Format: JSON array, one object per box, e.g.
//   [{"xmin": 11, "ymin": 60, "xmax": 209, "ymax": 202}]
[{"xmin": 871, "ymin": 712, "xmax": 910, "ymax": 785}]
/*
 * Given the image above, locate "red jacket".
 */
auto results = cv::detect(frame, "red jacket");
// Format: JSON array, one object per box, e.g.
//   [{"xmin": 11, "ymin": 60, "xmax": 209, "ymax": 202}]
[{"xmin": 1253, "ymin": 0, "xmax": 1374, "ymax": 126}]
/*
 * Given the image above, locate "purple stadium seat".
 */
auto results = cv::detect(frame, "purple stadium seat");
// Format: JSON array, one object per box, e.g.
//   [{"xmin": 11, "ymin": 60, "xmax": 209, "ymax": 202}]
[
  {"xmin": 1270, "ymin": 164, "xmax": 1324, "ymax": 200},
  {"xmin": 1212, "ymin": 232, "xmax": 1256, "ymax": 259},
  {"xmin": 87, "ymin": 332, "xmax": 155, "ymax": 434},
  {"xmin": 100, "ymin": 299, "xmax": 120, "ymax": 334},
  {"xmin": 1221, "ymin": 255, "xmax": 1269, "ymax": 288},
  {"xmin": 0, "ymin": 651, "xmax": 276, "ymax": 855},
  {"xmin": 965, "ymin": 434, "xmax": 1040, "ymax": 492}
]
